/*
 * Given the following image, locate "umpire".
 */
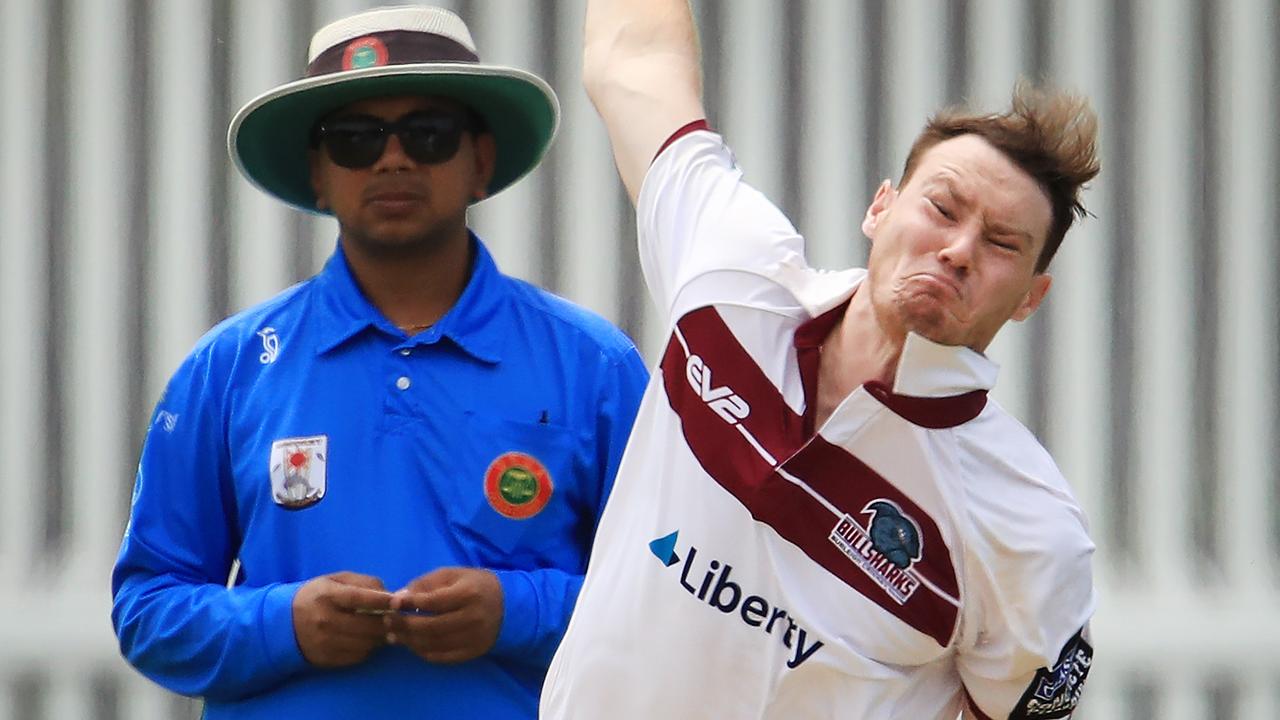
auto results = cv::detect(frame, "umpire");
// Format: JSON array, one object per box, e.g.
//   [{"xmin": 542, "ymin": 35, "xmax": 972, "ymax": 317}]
[{"xmin": 111, "ymin": 5, "xmax": 648, "ymax": 718}]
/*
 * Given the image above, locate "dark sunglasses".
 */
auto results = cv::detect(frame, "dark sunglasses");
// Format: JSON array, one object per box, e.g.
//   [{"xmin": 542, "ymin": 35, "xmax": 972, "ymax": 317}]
[{"xmin": 311, "ymin": 110, "xmax": 479, "ymax": 169}]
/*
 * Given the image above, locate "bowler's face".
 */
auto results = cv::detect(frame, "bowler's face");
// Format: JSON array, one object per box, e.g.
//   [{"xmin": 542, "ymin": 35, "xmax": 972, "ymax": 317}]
[
  {"xmin": 861, "ymin": 134, "xmax": 1053, "ymax": 352},
  {"xmin": 309, "ymin": 95, "xmax": 495, "ymax": 255}
]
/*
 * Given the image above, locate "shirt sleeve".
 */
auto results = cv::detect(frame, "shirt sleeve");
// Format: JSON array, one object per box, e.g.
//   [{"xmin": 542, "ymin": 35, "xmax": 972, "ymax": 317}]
[
  {"xmin": 956, "ymin": 508, "xmax": 1096, "ymax": 719},
  {"xmin": 635, "ymin": 127, "xmax": 810, "ymax": 325},
  {"xmin": 490, "ymin": 344, "xmax": 650, "ymax": 666},
  {"xmin": 111, "ymin": 343, "xmax": 310, "ymax": 701}
]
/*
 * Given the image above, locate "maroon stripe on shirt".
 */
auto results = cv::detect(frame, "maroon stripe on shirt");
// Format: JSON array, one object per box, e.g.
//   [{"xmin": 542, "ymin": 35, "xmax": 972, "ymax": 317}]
[
  {"xmin": 672, "ymin": 306, "xmax": 805, "ymax": 461},
  {"xmin": 864, "ymin": 381, "xmax": 988, "ymax": 429},
  {"xmin": 662, "ymin": 306, "xmax": 959, "ymax": 646},
  {"xmin": 793, "ymin": 299, "xmax": 849, "ymax": 437},
  {"xmin": 781, "ymin": 435, "xmax": 962, "ymax": 600},
  {"xmin": 654, "ymin": 119, "xmax": 712, "ymax": 162}
]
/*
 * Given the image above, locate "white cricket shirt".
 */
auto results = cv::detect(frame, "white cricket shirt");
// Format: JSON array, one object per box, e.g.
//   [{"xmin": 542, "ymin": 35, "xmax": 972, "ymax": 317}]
[{"xmin": 541, "ymin": 128, "xmax": 1095, "ymax": 720}]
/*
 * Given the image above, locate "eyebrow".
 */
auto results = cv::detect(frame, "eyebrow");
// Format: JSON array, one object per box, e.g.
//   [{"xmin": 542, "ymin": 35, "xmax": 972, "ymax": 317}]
[{"xmin": 931, "ymin": 176, "xmax": 1033, "ymax": 243}]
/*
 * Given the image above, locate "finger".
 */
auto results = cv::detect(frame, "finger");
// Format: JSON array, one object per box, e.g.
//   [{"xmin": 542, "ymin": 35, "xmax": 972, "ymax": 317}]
[
  {"xmin": 385, "ymin": 607, "xmax": 472, "ymax": 640},
  {"xmin": 322, "ymin": 612, "xmax": 391, "ymax": 640},
  {"xmin": 328, "ymin": 571, "xmax": 388, "ymax": 592},
  {"xmin": 387, "ymin": 624, "xmax": 475, "ymax": 661},
  {"xmin": 395, "ymin": 582, "xmax": 477, "ymax": 615},
  {"xmin": 400, "ymin": 566, "xmax": 467, "ymax": 594},
  {"xmin": 390, "ymin": 589, "xmax": 461, "ymax": 616},
  {"xmin": 329, "ymin": 584, "xmax": 395, "ymax": 614}
]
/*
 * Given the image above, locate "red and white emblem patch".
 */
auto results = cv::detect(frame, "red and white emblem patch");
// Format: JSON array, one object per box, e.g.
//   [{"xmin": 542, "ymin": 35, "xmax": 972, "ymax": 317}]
[
  {"xmin": 341, "ymin": 35, "xmax": 390, "ymax": 70},
  {"xmin": 484, "ymin": 451, "xmax": 553, "ymax": 520},
  {"xmin": 269, "ymin": 435, "xmax": 327, "ymax": 510}
]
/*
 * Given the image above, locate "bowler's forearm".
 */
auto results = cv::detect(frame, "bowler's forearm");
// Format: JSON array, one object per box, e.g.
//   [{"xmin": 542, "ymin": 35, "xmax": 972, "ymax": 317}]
[{"xmin": 583, "ymin": 0, "xmax": 706, "ymax": 201}]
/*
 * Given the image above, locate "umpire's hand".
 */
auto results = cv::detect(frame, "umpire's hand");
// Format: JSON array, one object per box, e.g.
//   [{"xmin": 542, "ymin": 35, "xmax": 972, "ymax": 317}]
[
  {"xmin": 383, "ymin": 567, "xmax": 504, "ymax": 664},
  {"xmin": 292, "ymin": 571, "xmax": 393, "ymax": 667}
]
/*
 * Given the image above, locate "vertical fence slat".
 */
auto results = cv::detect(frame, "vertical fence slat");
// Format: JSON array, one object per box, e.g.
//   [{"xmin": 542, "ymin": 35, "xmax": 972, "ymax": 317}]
[
  {"xmin": 64, "ymin": 0, "xmax": 131, "ymax": 581},
  {"xmin": 800, "ymin": 1, "xmax": 866, "ymax": 271},
  {"xmin": 551, "ymin": 0, "xmax": 624, "ymax": 324},
  {"xmin": 0, "ymin": 0, "xmax": 50, "ymax": 581},
  {"xmin": 1218, "ymin": 0, "xmax": 1279, "ymax": 590},
  {"xmin": 227, "ymin": 0, "xmax": 298, "ymax": 313},
  {"xmin": 1131, "ymin": 0, "xmax": 1197, "ymax": 588},
  {"xmin": 1044, "ymin": 0, "xmax": 1113, "ymax": 589},
  {"xmin": 720, "ymin": 0, "xmax": 785, "ymax": 202},
  {"xmin": 147, "ymin": 0, "xmax": 216, "ymax": 389},
  {"xmin": 469, "ymin": 0, "xmax": 544, "ymax": 285}
]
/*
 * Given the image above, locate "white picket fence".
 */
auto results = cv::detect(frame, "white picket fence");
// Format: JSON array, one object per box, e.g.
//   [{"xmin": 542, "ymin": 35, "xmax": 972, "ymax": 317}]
[{"xmin": 0, "ymin": 1, "xmax": 1275, "ymax": 717}]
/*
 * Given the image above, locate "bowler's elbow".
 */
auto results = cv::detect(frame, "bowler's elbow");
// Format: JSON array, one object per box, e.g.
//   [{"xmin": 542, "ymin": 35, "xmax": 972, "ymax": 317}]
[{"xmin": 582, "ymin": 38, "xmax": 620, "ymax": 109}]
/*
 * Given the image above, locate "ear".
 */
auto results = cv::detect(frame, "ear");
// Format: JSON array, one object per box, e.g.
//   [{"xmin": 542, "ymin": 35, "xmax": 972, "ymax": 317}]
[
  {"xmin": 308, "ymin": 149, "xmax": 329, "ymax": 211},
  {"xmin": 860, "ymin": 179, "xmax": 896, "ymax": 240},
  {"xmin": 1012, "ymin": 272, "xmax": 1053, "ymax": 322},
  {"xmin": 471, "ymin": 132, "xmax": 498, "ymax": 201}
]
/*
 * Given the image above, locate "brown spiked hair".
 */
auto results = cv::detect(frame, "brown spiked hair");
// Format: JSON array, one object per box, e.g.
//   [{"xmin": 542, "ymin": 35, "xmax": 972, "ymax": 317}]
[{"xmin": 898, "ymin": 81, "xmax": 1101, "ymax": 273}]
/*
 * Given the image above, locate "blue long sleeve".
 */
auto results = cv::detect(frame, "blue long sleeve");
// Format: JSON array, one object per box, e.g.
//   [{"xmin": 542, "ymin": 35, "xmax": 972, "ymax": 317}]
[{"xmin": 111, "ymin": 346, "xmax": 309, "ymax": 700}]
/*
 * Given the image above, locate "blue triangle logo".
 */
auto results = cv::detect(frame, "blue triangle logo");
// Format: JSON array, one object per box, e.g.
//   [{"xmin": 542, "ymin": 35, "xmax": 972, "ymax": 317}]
[{"xmin": 649, "ymin": 530, "xmax": 680, "ymax": 567}]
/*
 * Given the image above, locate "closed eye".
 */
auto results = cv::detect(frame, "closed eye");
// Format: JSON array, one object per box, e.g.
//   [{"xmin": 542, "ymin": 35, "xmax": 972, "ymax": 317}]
[{"xmin": 928, "ymin": 198, "xmax": 954, "ymax": 221}]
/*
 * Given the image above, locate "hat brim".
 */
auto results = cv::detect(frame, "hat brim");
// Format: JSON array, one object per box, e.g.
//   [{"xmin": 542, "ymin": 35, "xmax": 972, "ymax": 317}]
[{"xmin": 228, "ymin": 64, "xmax": 559, "ymax": 214}]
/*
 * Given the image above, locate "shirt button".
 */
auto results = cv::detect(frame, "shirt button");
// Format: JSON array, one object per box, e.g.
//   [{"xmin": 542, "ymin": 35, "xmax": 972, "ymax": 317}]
[
  {"xmin": 396, "ymin": 376, "xmax": 411, "ymax": 390},
  {"xmin": 399, "ymin": 348, "xmax": 412, "ymax": 357}
]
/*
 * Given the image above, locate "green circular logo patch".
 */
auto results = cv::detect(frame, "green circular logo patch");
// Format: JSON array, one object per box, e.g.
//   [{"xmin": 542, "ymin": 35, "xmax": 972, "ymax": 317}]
[
  {"xmin": 484, "ymin": 451, "xmax": 553, "ymax": 519},
  {"xmin": 350, "ymin": 45, "xmax": 379, "ymax": 69},
  {"xmin": 499, "ymin": 467, "xmax": 538, "ymax": 505}
]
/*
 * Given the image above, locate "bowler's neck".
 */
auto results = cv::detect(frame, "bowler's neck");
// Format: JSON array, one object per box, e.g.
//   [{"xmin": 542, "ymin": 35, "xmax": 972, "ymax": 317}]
[{"xmin": 813, "ymin": 286, "xmax": 904, "ymax": 428}]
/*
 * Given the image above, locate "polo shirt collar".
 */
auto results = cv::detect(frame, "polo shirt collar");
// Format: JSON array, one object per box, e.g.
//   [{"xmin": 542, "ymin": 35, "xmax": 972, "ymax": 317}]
[
  {"xmin": 795, "ymin": 271, "xmax": 999, "ymax": 398},
  {"xmin": 892, "ymin": 332, "xmax": 998, "ymax": 397},
  {"xmin": 313, "ymin": 233, "xmax": 506, "ymax": 363}
]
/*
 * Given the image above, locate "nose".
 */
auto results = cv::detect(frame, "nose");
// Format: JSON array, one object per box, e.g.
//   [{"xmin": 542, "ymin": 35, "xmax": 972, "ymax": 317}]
[
  {"xmin": 371, "ymin": 132, "xmax": 414, "ymax": 172},
  {"xmin": 936, "ymin": 228, "xmax": 978, "ymax": 273}
]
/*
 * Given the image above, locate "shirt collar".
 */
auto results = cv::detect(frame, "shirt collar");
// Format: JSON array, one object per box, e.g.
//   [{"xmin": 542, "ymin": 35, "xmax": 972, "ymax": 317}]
[
  {"xmin": 313, "ymin": 233, "xmax": 507, "ymax": 363},
  {"xmin": 892, "ymin": 332, "xmax": 999, "ymax": 397},
  {"xmin": 793, "ymin": 269, "xmax": 999, "ymax": 397}
]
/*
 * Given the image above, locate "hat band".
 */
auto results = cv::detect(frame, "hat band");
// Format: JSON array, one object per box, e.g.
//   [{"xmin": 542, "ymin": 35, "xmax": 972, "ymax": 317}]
[{"xmin": 306, "ymin": 30, "xmax": 479, "ymax": 78}]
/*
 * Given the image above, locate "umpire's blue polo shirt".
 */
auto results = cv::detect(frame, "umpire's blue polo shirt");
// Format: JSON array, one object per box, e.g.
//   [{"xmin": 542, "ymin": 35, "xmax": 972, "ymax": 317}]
[{"xmin": 112, "ymin": 235, "xmax": 649, "ymax": 718}]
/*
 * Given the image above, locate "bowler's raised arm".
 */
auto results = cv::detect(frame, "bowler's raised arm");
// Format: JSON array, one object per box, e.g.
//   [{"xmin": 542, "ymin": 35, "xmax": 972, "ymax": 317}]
[{"xmin": 583, "ymin": 0, "xmax": 706, "ymax": 201}]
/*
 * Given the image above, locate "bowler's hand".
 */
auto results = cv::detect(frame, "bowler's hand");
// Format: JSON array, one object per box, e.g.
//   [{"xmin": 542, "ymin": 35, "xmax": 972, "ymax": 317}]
[
  {"xmin": 292, "ymin": 571, "xmax": 393, "ymax": 668},
  {"xmin": 384, "ymin": 567, "xmax": 504, "ymax": 664}
]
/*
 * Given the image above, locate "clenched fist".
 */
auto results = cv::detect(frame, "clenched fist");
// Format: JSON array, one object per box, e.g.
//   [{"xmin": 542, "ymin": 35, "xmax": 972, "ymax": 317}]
[
  {"xmin": 383, "ymin": 567, "xmax": 504, "ymax": 665},
  {"xmin": 292, "ymin": 571, "xmax": 393, "ymax": 668}
]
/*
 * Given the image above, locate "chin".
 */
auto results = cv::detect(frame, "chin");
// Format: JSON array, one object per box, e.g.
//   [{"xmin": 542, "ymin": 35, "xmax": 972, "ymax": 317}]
[{"xmin": 896, "ymin": 296, "xmax": 966, "ymax": 346}]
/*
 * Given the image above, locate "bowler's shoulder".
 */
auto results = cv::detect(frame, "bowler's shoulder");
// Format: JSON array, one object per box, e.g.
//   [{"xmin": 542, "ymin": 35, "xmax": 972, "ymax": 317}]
[
  {"xmin": 954, "ymin": 400, "xmax": 1094, "ymax": 552},
  {"xmin": 501, "ymin": 275, "xmax": 641, "ymax": 364}
]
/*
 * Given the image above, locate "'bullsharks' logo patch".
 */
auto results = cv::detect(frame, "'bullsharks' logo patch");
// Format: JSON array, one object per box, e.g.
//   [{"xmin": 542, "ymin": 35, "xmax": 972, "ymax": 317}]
[
  {"xmin": 269, "ymin": 435, "xmax": 327, "ymax": 510},
  {"xmin": 828, "ymin": 498, "xmax": 924, "ymax": 604}
]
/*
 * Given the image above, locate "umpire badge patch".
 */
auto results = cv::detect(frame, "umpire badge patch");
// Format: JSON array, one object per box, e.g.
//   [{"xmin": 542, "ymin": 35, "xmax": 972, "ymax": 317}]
[
  {"xmin": 484, "ymin": 451, "xmax": 553, "ymax": 520},
  {"xmin": 269, "ymin": 435, "xmax": 328, "ymax": 510},
  {"xmin": 1011, "ymin": 627, "xmax": 1094, "ymax": 719}
]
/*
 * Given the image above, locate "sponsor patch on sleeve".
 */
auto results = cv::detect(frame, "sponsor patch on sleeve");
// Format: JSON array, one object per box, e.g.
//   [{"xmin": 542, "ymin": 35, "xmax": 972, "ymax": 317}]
[{"xmin": 1010, "ymin": 626, "xmax": 1093, "ymax": 719}]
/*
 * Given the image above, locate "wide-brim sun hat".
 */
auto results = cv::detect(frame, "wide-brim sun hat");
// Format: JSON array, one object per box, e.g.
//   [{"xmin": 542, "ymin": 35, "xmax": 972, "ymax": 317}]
[{"xmin": 228, "ymin": 5, "xmax": 559, "ymax": 214}]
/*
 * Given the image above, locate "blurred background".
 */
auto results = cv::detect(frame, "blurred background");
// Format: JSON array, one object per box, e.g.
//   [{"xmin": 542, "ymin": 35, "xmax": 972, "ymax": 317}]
[{"xmin": 0, "ymin": 0, "xmax": 1275, "ymax": 717}]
